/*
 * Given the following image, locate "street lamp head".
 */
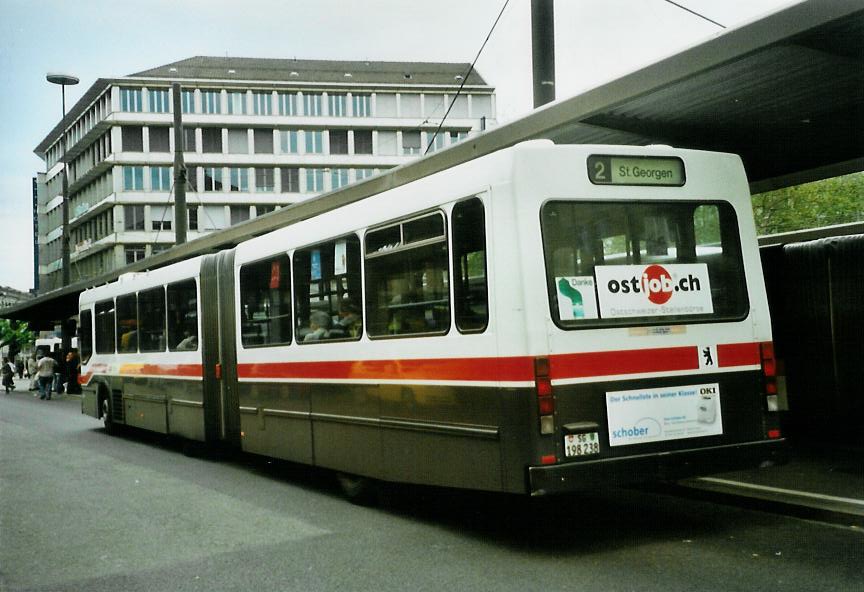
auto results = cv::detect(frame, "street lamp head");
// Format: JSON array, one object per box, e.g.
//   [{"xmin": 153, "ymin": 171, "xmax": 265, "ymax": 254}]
[{"xmin": 46, "ymin": 72, "xmax": 79, "ymax": 86}]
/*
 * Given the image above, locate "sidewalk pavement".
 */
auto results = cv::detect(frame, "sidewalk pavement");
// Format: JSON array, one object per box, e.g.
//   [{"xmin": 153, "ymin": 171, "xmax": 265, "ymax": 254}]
[{"xmin": 679, "ymin": 445, "xmax": 864, "ymax": 526}]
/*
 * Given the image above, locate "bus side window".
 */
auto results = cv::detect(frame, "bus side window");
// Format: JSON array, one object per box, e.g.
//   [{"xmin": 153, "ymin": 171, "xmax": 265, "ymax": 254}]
[
  {"xmin": 94, "ymin": 300, "xmax": 115, "ymax": 354},
  {"xmin": 167, "ymin": 280, "xmax": 199, "ymax": 351},
  {"xmin": 138, "ymin": 286, "xmax": 166, "ymax": 352},
  {"xmin": 293, "ymin": 235, "xmax": 362, "ymax": 344},
  {"xmin": 365, "ymin": 213, "xmax": 450, "ymax": 338},
  {"xmin": 452, "ymin": 198, "xmax": 488, "ymax": 333},
  {"xmin": 78, "ymin": 309, "xmax": 93, "ymax": 363},
  {"xmin": 116, "ymin": 294, "xmax": 138, "ymax": 354},
  {"xmin": 240, "ymin": 255, "xmax": 292, "ymax": 347}
]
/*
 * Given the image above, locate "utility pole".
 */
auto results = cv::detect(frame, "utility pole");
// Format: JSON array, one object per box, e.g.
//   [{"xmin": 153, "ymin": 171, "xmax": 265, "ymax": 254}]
[
  {"xmin": 531, "ymin": 0, "xmax": 556, "ymax": 108},
  {"xmin": 172, "ymin": 83, "xmax": 188, "ymax": 245}
]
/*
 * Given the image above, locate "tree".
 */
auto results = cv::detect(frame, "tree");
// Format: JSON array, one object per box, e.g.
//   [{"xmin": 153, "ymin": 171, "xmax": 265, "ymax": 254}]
[
  {"xmin": 0, "ymin": 319, "xmax": 36, "ymax": 361},
  {"xmin": 751, "ymin": 172, "xmax": 864, "ymax": 236}
]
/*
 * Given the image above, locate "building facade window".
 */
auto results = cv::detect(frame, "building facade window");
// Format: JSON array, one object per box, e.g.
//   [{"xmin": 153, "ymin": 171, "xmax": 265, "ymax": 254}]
[
  {"xmin": 149, "ymin": 89, "xmax": 170, "ymax": 113},
  {"xmin": 149, "ymin": 127, "xmax": 170, "ymax": 152},
  {"xmin": 120, "ymin": 88, "xmax": 143, "ymax": 112},
  {"xmin": 352, "ymin": 94, "xmax": 371, "ymax": 117},
  {"xmin": 123, "ymin": 166, "xmax": 144, "ymax": 191},
  {"xmin": 188, "ymin": 207, "xmax": 199, "ymax": 231},
  {"xmin": 331, "ymin": 168, "xmax": 349, "ymax": 189},
  {"xmin": 122, "ymin": 126, "xmax": 144, "ymax": 152},
  {"xmin": 253, "ymin": 129, "xmax": 274, "ymax": 153},
  {"xmin": 202, "ymin": 90, "xmax": 221, "ymax": 114},
  {"xmin": 203, "ymin": 167, "xmax": 223, "ymax": 191},
  {"xmin": 227, "ymin": 91, "xmax": 247, "ymax": 115},
  {"xmin": 354, "ymin": 130, "xmax": 372, "ymax": 154},
  {"xmin": 230, "ymin": 205, "xmax": 250, "ymax": 225},
  {"xmin": 202, "ymin": 128, "xmax": 222, "ymax": 153},
  {"xmin": 181, "ymin": 90, "xmax": 195, "ymax": 114},
  {"xmin": 151, "ymin": 203, "xmax": 173, "ymax": 232},
  {"xmin": 255, "ymin": 168, "xmax": 275, "ymax": 192},
  {"xmin": 253, "ymin": 92, "xmax": 273, "ymax": 115},
  {"xmin": 355, "ymin": 168, "xmax": 375, "ymax": 181},
  {"xmin": 151, "ymin": 166, "xmax": 171, "ymax": 191},
  {"xmin": 280, "ymin": 167, "xmax": 299, "ymax": 192},
  {"xmin": 400, "ymin": 94, "xmax": 421, "ymax": 118},
  {"xmin": 450, "ymin": 130, "xmax": 468, "ymax": 144},
  {"xmin": 303, "ymin": 93, "xmax": 322, "ymax": 116},
  {"xmin": 278, "ymin": 93, "xmax": 297, "ymax": 116},
  {"xmin": 378, "ymin": 130, "xmax": 397, "ymax": 155},
  {"xmin": 124, "ymin": 205, "xmax": 145, "ymax": 230},
  {"xmin": 279, "ymin": 130, "xmax": 299, "ymax": 153},
  {"xmin": 230, "ymin": 167, "xmax": 249, "ymax": 192},
  {"xmin": 329, "ymin": 94, "xmax": 347, "ymax": 117},
  {"xmin": 304, "ymin": 130, "xmax": 323, "ymax": 154},
  {"xmin": 227, "ymin": 129, "xmax": 248, "ymax": 154},
  {"xmin": 306, "ymin": 168, "xmax": 324, "ymax": 192},
  {"xmin": 329, "ymin": 130, "xmax": 348, "ymax": 155},
  {"xmin": 184, "ymin": 127, "xmax": 197, "ymax": 152},
  {"xmin": 402, "ymin": 130, "xmax": 421, "ymax": 155},
  {"xmin": 125, "ymin": 245, "xmax": 146, "ymax": 264}
]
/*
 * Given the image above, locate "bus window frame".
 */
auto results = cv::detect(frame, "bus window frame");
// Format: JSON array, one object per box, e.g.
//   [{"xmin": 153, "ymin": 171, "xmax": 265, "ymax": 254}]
[
  {"xmin": 363, "ymin": 209, "xmax": 451, "ymax": 340},
  {"xmin": 539, "ymin": 198, "xmax": 751, "ymax": 331}
]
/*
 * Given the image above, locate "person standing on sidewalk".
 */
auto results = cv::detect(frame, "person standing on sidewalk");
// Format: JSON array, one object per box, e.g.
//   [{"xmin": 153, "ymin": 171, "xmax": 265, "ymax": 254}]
[
  {"xmin": 36, "ymin": 354, "xmax": 57, "ymax": 400},
  {"xmin": 26, "ymin": 354, "xmax": 38, "ymax": 393},
  {"xmin": 1, "ymin": 357, "xmax": 14, "ymax": 393}
]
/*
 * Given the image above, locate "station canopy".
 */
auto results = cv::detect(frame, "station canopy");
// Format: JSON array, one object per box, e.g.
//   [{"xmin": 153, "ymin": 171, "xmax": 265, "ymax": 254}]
[{"xmin": 4, "ymin": 0, "xmax": 862, "ymax": 326}]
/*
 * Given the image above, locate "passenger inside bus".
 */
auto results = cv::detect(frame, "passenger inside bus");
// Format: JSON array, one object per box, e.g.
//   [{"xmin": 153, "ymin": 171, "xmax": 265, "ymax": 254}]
[{"xmin": 303, "ymin": 310, "xmax": 331, "ymax": 342}]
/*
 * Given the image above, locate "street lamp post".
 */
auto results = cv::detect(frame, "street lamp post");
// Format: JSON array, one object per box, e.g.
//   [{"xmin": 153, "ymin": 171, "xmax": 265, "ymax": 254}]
[{"xmin": 46, "ymin": 72, "xmax": 79, "ymax": 288}]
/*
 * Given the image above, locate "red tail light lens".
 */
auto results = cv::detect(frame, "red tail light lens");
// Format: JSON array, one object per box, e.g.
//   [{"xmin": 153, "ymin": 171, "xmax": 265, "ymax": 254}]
[
  {"xmin": 760, "ymin": 342, "xmax": 776, "ymax": 377},
  {"xmin": 535, "ymin": 357, "xmax": 554, "ymax": 435}
]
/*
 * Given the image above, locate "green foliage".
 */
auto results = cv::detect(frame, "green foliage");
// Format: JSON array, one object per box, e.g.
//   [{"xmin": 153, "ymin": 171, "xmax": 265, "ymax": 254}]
[
  {"xmin": 0, "ymin": 319, "xmax": 35, "ymax": 359},
  {"xmin": 751, "ymin": 172, "xmax": 864, "ymax": 236}
]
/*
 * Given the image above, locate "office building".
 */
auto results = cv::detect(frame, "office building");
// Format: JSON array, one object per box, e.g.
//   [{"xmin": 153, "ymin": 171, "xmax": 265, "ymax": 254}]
[{"xmin": 33, "ymin": 56, "xmax": 496, "ymax": 292}]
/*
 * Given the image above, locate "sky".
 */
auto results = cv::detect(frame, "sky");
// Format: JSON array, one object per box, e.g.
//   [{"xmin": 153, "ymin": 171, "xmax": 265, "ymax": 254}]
[{"xmin": 0, "ymin": 0, "xmax": 797, "ymax": 292}]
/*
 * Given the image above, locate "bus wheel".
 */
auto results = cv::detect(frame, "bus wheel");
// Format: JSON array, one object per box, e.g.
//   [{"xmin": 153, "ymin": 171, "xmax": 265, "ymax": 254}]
[
  {"xmin": 101, "ymin": 396, "xmax": 116, "ymax": 434},
  {"xmin": 336, "ymin": 473, "xmax": 378, "ymax": 505}
]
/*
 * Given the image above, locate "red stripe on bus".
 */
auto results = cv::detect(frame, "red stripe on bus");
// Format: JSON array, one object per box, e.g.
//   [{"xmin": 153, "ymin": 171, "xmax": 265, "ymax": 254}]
[
  {"xmin": 119, "ymin": 363, "xmax": 203, "ymax": 377},
  {"xmin": 550, "ymin": 346, "xmax": 697, "ymax": 380},
  {"xmin": 238, "ymin": 356, "xmax": 536, "ymax": 383},
  {"xmin": 82, "ymin": 342, "xmax": 761, "ymax": 384},
  {"xmin": 717, "ymin": 342, "xmax": 761, "ymax": 367}
]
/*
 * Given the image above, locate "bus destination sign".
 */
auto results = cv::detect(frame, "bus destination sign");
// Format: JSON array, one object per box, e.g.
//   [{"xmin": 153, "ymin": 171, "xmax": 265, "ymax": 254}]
[{"xmin": 588, "ymin": 155, "xmax": 685, "ymax": 187}]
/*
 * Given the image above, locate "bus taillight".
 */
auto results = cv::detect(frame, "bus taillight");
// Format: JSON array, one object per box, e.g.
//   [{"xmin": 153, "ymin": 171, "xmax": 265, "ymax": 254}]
[
  {"xmin": 760, "ymin": 342, "xmax": 779, "ymax": 413},
  {"xmin": 535, "ymin": 357, "xmax": 555, "ymax": 435}
]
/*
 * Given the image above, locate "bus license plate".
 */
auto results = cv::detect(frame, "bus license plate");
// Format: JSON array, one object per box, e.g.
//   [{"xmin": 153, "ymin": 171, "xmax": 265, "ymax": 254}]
[{"xmin": 564, "ymin": 432, "xmax": 600, "ymax": 457}]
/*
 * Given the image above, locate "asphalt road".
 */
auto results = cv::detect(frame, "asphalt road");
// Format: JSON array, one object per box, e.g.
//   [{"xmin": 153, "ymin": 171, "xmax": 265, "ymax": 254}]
[{"xmin": 1, "ymin": 386, "xmax": 861, "ymax": 592}]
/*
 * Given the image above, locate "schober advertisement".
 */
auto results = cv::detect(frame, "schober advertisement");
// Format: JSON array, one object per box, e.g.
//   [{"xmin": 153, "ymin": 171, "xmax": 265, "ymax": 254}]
[{"xmin": 595, "ymin": 263, "xmax": 713, "ymax": 319}]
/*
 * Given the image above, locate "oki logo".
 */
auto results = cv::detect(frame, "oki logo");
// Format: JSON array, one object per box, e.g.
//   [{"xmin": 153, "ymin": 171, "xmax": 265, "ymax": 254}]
[{"xmin": 606, "ymin": 264, "xmax": 702, "ymax": 305}]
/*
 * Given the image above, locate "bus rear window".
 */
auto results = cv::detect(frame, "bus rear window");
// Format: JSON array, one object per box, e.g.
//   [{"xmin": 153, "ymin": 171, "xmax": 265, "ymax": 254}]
[{"xmin": 541, "ymin": 200, "xmax": 748, "ymax": 328}]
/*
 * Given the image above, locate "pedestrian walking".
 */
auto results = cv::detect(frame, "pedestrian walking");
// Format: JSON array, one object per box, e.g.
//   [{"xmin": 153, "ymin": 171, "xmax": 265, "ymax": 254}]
[
  {"xmin": 26, "ymin": 354, "xmax": 38, "ymax": 393},
  {"xmin": 1, "ymin": 357, "xmax": 15, "ymax": 393},
  {"xmin": 36, "ymin": 354, "xmax": 57, "ymax": 400},
  {"xmin": 15, "ymin": 358, "xmax": 24, "ymax": 380}
]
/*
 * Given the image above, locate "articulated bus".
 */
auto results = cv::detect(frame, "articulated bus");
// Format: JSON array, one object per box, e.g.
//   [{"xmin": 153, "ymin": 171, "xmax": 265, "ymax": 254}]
[{"xmin": 78, "ymin": 142, "xmax": 785, "ymax": 497}]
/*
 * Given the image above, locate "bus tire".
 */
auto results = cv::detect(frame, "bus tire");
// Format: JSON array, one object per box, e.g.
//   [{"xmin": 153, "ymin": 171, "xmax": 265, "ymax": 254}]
[
  {"xmin": 101, "ymin": 394, "xmax": 116, "ymax": 434},
  {"xmin": 336, "ymin": 473, "xmax": 378, "ymax": 505}
]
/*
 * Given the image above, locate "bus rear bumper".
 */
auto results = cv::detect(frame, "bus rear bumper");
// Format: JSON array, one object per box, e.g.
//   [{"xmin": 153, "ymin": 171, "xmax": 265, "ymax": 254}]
[{"xmin": 528, "ymin": 439, "xmax": 787, "ymax": 496}]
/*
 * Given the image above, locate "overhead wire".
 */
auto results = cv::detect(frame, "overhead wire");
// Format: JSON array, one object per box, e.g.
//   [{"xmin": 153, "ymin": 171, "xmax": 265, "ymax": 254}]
[
  {"xmin": 424, "ymin": 0, "xmax": 510, "ymax": 155},
  {"xmin": 663, "ymin": 0, "xmax": 726, "ymax": 29}
]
